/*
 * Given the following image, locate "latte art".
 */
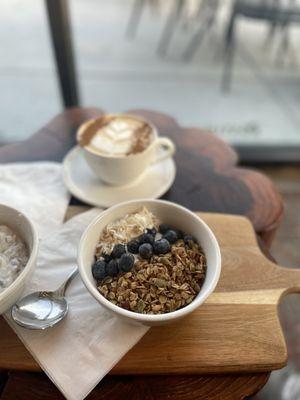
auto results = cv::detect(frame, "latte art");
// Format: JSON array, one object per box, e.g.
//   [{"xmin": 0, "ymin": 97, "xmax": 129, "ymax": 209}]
[
  {"xmin": 78, "ymin": 115, "xmax": 154, "ymax": 157},
  {"xmin": 90, "ymin": 119, "xmax": 136, "ymax": 156},
  {"xmin": 76, "ymin": 113, "xmax": 175, "ymax": 185}
]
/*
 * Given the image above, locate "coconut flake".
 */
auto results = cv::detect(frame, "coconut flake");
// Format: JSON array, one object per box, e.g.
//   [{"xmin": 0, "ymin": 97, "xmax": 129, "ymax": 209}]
[{"xmin": 96, "ymin": 207, "xmax": 159, "ymax": 255}]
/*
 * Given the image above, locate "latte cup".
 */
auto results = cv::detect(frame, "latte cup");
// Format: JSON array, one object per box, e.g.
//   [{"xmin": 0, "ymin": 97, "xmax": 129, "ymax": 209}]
[{"xmin": 77, "ymin": 116, "xmax": 175, "ymax": 186}]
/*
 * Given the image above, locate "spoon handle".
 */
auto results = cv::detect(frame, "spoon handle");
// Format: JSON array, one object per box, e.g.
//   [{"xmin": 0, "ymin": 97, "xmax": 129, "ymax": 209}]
[{"xmin": 55, "ymin": 268, "xmax": 78, "ymax": 296}]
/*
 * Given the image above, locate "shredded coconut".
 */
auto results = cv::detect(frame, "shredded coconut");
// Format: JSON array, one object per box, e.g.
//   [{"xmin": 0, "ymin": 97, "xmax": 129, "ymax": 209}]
[{"xmin": 96, "ymin": 207, "xmax": 158, "ymax": 255}]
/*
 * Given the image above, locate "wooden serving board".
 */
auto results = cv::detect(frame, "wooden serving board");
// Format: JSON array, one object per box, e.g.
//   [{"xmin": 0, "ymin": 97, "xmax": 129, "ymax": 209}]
[{"xmin": 0, "ymin": 211, "xmax": 299, "ymax": 374}]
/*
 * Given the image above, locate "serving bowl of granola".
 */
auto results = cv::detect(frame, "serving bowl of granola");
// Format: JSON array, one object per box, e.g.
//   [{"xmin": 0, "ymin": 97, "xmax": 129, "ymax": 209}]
[{"xmin": 78, "ymin": 199, "xmax": 221, "ymax": 326}]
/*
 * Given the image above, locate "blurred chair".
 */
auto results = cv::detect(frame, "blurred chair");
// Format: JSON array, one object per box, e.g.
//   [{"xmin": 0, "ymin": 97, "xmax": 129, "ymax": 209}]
[
  {"xmin": 126, "ymin": 0, "xmax": 162, "ymax": 39},
  {"xmin": 222, "ymin": 0, "xmax": 300, "ymax": 92},
  {"xmin": 126, "ymin": 0, "xmax": 186, "ymax": 56},
  {"xmin": 182, "ymin": 0, "xmax": 220, "ymax": 61},
  {"xmin": 157, "ymin": 0, "xmax": 185, "ymax": 56},
  {"xmin": 126, "ymin": 0, "xmax": 147, "ymax": 39}
]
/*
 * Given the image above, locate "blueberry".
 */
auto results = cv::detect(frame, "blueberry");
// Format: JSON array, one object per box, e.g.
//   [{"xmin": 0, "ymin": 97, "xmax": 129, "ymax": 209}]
[
  {"xmin": 146, "ymin": 227, "xmax": 157, "ymax": 236},
  {"xmin": 111, "ymin": 244, "xmax": 126, "ymax": 259},
  {"xmin": 139, "ymin": 233, "xmax": 154, "ymax": 245},
  {"xmin": 139, "ymin": 243, "xmax": 153, "ymax": 259},
  {"xmin": 159, "ymin": 223, "xmax": 170, "ymax": 235},
  {"xmin": 106, "ymin": 259, "xmax": 119, "ymax": 277},
  {"xmin": 102, "ymin": 253, "xmax": 112, "ymax": 263},
  {"xmin": 163, "ymin": 230, "xmax": 178, "ymax": 244},
  {"xmin": 184, "ymin": 235, "xmax": 196, "ymax": 247},
  {"xmin": 92, "ymin": 260, "xmax": 107, "ymax": 280},
  {"xmin": 118, "ymin": 253, "xmax": 135, "ymax": 272},
  {"xmin": 127, "ymin": 239, "xmax": 140, "ymax": 254},
  {"xmin": 175, "ymin": 229, "xmax": 184, "ymax": 239},
  {"xmin": 153, "ymin": 239, "xmax": 170, "ymax": 255}
]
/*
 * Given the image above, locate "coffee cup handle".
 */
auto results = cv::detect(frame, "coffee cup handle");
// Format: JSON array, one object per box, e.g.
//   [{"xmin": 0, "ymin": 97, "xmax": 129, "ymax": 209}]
[{"xmin": 151, "ymin": 137, "xmax": 175, "ymax": 164}]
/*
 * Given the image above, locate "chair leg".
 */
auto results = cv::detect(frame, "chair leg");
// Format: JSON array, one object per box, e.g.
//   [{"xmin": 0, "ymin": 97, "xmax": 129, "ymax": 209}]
[
  {"xmin": 182, "ymin": 1, "xmax": 218, "ymax": 61},
  {"xmin": 221, "ymin": 8, "xmax": 237, "ymax": 93},
  {"xmin": 276, "ymin": 22, "xmax": 291, "ymax": 65},
  {"xmin": 267, "ymin": 20, "xmax": 278, "ymax": 40},
  {"xmin": 157, "ymin": 0, "xmax": 184, "ymax": 56},
  {"xmin": 126, "ymin": 0, "xmax": 146, "ymax": 39},
  {"xmin": 45, "ymin": 0, "xmax": 79, "ymax": 108}
]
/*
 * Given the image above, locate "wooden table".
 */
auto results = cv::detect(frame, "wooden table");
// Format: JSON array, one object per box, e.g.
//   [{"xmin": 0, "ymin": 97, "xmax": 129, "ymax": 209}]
[{"xmin": 0, "ymin": 108, "xmax": 284, "ymax": 399}]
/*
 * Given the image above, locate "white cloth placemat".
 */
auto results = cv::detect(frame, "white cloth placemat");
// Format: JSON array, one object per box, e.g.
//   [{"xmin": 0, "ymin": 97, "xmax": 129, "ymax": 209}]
[
  {"xmin": 0, "ymin": 162, "xmax": 70, "ymax": 238},
  {"xmin": 0, "ymin": 162, "xmax": 149, "ymax": 400},
  {"xmin": 5, "ymin": 209, "xmax": 149, "ymax": 400}
]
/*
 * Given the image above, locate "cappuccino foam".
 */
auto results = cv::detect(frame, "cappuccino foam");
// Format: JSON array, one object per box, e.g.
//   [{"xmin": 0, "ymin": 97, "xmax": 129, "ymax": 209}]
[{"xmin": 78, "ymin": 115, "xmax": 153, "ymax": 157}]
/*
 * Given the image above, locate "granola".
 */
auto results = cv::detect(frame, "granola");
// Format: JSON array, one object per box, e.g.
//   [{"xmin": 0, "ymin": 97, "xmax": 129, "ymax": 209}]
[{"xmin": 92, "ymin": 208, "xmax": 207, "ymax": 314}]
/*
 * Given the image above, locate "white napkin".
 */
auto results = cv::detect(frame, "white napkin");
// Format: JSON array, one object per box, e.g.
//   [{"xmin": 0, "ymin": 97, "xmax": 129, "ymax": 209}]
[
  {"xmin": 0, "ymin": 162, "xmax": 70, "ymax": 238},
  {"xmin": 5, "ymin": 209, "xmax": 149, "ymax": 400},
  {"xmin": 0, "ymin": 162, "xmax": 149, "ymax": 400}
]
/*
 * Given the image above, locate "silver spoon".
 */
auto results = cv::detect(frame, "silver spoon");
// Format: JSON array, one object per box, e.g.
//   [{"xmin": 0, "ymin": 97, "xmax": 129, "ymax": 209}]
[{"xmin": 11, "ymin": 268, "xmax": 78, "ymax": 330}]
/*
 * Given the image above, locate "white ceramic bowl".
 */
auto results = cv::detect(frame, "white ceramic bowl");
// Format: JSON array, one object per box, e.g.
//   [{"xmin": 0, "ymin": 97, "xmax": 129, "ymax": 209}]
[
  {"xmin": 0, "ymin": 204, "xmax": 38, "ymax": 314},
  {"xmin": 78, "ymin": 199, "xmax": 221, "ymax": 326}
]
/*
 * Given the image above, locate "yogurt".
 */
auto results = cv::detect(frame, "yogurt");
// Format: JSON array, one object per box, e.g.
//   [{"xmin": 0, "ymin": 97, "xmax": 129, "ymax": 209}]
[{"xmin": 0, "ymin": 225, "xmax": 29, "ymax": 291}]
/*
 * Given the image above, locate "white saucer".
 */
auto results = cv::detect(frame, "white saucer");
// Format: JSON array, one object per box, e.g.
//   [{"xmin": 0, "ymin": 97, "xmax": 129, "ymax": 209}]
[{"xmin": 62, "ymin": 146, "xmax": 176, "ymax": 207}]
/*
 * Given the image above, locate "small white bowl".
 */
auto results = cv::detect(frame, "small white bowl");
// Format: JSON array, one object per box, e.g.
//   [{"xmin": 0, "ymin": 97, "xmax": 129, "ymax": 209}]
[
  {"xmin": 0, "ymin": 204, "xmax": 38, "ymax": 314},
  {"xmin": 78, "ymin": 200, "xmax": 221, "ymax": 326}
]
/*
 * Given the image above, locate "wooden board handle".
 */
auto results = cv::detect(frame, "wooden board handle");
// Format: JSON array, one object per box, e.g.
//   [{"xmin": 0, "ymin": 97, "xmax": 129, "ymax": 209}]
[{"xmin": 277, "ymin": 265, "xmax": 300, "ymax": 298}]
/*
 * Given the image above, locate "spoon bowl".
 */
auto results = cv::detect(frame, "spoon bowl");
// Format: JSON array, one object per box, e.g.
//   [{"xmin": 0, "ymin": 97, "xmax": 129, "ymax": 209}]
[
  {"xmin": 11, "ymin": 291, "xmax": 69, "ymax": 330},
  {"xmin": 11, "ymin": 268, "xmax": 78, "ymax": 330}
]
